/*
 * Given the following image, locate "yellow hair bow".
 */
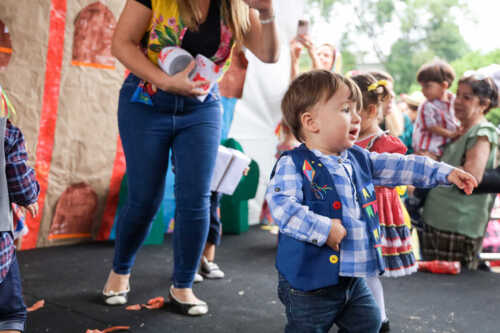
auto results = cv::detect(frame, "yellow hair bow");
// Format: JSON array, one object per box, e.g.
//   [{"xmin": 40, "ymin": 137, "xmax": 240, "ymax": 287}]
[{"xmin": 367, "ymin": 80, "xmax": 388, "ymax": 92}]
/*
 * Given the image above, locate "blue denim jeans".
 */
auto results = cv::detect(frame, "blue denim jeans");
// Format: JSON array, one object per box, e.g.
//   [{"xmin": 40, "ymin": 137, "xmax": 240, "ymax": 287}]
[
  {"xmin": 0, "ymin": 254, "xmax": 27, "ymax": 332},
  {"xmin": 278, "ymin": 274, "xmax": 381, "ymax": 333},
  {"xmin": 208, "ymin": 191, "xmax": 222, "ymax": 246},
  {"xmin": 113, "ymin": 74, "xmax": 222, "ymax": 288}
]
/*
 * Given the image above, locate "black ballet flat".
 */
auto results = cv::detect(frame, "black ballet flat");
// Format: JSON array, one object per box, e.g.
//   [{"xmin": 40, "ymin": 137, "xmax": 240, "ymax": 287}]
[
  {"xmin": 380, "ymin": 320, "xmax": 390, "ymax": 332},
  {"xmin": 102, "ymin": 287, "xmax": 130, "ymax": 306},
  {"xmin": 167, "ymin": 286, "xmax": 208, "ymax": 316}
]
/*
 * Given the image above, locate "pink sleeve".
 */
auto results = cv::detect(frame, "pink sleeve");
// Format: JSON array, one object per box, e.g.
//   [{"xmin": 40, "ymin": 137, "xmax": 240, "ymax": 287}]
[{"xmin": 421, "ymin": 102, "xmax": 439, "ymax": 128}]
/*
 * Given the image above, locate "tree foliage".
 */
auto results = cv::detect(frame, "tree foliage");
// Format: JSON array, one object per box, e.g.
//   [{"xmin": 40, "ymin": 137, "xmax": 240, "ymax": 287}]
[
  {"xmin": 306, "ymin": 0, "xmax": 471, "ymax": 94},
  {"xmin": 306, "ymin": 0, "xmax": 338, "ymax": 20}
]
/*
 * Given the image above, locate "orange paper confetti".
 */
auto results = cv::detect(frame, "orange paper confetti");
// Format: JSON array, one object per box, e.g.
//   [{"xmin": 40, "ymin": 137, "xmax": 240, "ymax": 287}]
[
  {"xmin": 125, "ymin": 296, "xmax": 165, "ymax": 311},
  {"xmin": 85, "ymin": 326, "xmax": 130, "ymax": 333},
  {"xmin": 103, "ymin": 326, "xmax": 131, "ymax": 333},
  {"xmin": 125, "ymin": 304, "xmax": 142, "ymax": 311},
  {"xmin": 27, "ymin": 299, "xmax": 45, "ymax": 312},
  {"xmin": 144, "ymin": 296, "xmax": 165, "ymax": 309}
]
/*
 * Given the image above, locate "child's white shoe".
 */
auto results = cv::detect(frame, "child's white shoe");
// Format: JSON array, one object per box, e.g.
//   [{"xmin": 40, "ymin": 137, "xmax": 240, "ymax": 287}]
[
  {"xmin": 194, "ymin": 272, "xmax": 204, "ymax": 283},
  {"xmin": 200, "ymin": 256, "xmax": 225, "ymax": 279}
]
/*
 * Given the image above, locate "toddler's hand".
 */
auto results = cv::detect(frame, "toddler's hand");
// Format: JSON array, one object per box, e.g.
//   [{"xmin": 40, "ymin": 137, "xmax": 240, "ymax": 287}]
[
  {"xmin": 447, "ymin": 168, "xmax": 478, "ymax": 195},
  {"xmin": 23, "ymin": 202, "xmax": 39, "ymax": 218},
  {"xmin": 325, "ymin": 218, "xmax": 346, "ymax": 251},
  {"xmin": 450, "ymin": 130, "xmax": 461, "ymax": 139}
]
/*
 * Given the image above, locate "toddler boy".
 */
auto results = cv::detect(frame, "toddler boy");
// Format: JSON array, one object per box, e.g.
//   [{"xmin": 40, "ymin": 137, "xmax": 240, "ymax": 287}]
[{"xmin": 266, "ymin": 70, "xmax": 476, "ymax": 333}]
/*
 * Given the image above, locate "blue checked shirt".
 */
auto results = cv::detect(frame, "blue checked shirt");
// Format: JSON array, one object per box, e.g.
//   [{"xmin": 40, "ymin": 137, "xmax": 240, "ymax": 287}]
[
  {"xmin": 0, "ymin": 120, "xmax": 40, "ymax": 284},
  {"xmin": 266, "ymin": 148, "xmax": 453, "ymax": 278}
]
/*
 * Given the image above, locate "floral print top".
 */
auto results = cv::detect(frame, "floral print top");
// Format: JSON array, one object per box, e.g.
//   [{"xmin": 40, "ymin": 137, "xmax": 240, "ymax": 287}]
[{"xmin": 132, "ymin": 0, "xmax": 235, "ymax": 105}]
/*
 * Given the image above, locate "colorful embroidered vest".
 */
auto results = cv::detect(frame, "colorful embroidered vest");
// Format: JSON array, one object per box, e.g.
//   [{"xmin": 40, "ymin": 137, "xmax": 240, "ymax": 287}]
[
  {"xmin": 273, "ymin": 144, "xmax": 384, "ymax": 291},
  {"xmin": 132, "ymin": 0, "xmax": 235, "ymax": 105}
]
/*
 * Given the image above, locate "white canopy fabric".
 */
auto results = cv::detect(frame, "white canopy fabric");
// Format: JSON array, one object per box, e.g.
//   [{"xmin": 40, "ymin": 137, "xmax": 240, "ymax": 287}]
[{"xmin": 228, "ymin": 0, "xmax": 305, "ymax": 225}]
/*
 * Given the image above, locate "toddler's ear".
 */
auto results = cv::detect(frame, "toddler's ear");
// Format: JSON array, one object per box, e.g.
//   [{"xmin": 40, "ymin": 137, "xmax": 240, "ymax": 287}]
[
  {"xmin": 368, "ymin": 104, "xmax": 378, "ymax": 118},
  {"xmin": 442, "ymin": 81, "xmax": 449, "ymax": 89},
  {"xmin": 301, "ymin": 112, "xmax": 319, "ymax": 133}
]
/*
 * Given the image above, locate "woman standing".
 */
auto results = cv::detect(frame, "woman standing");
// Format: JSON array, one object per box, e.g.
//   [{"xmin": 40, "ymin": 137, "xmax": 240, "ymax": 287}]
[
  {"xmin": 102, "ymin": 0, "xmax": 279, "ymax": 316},
  {"xmin": 420, "ymin": 74, "xmax": 498, "ymax": 270}
]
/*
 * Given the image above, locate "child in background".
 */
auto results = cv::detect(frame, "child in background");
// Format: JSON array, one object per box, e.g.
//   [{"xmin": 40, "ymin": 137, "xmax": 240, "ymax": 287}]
[
  {"xmin": 408, "ymin": 60, "xmax": 459, "ymax": 223},
  {"xmin": 274, "ymin": 120, "xmax": 299, "ymax": 159},
  {"xmin": 352, "ymin": 73, "xmax": 417, "ymax": 332},
  {"xmin": 260, "ymin": 120, "xmax": 299, "ymax": 228},
  {"xmin": 400, "ymin": 91, "xmax": 426, "ymax": 154},
  {"xmin": 403, "ymin": 91, "xmax": 425, "ymax": 124},
  {"xmin": 0, "ymin": 86, "xmax": 40, "ymax": 333},
  {"xmin": 369, "ymin": 71, "xmax": 404, "ymax": 139},
  {"xmin": 266, "ymin": 70, "xmax": 477, "ymax": 333},
  {"xmin": 412, "ymin": 60, "xmax": 460, "ymax": 160}
]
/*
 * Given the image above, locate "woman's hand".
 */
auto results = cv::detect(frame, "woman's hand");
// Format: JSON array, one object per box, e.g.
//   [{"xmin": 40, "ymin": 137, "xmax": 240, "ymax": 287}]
[
  {"xmin": 297, "ymin": 34, "xmax": 319, "ymax": 69},
  {"xmin": 159, "ymin": 61, "xmax": 210, "ymax": 97},
  {"xmin": 290, "ymin": 38, "xmax": 302, "ymax": 60},
  {"xmin": 243, "ymin": 0, "xmax": 279, "ymax": 63},
  {"xmin": 242, "ymin": 0, "xmax": 273, "ymax": 16},
  {"xmin": 298, "ymin": 34, "xmax": 315, "ymax": 52},
  {"xmin": 447, "ymin": 168, "xmax": 478, "ymax": 195}
]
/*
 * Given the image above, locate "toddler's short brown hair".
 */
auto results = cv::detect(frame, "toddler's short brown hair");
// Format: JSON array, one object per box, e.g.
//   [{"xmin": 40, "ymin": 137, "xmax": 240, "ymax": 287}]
[
  {"xmin": 281, "ymin": 70, "xmax": 361, "ymax": 142},
  {"xmin": 416, "ymin": 60, "xmax": 455, "ymax": 86}
]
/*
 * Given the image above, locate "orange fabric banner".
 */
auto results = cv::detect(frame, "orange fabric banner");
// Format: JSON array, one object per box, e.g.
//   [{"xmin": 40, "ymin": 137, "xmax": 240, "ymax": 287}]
[
  {"xmin": 97, "ymin": 136, "xmax": 126, "ymax": 240},
  {"xmin": 71, "ymin": 60, "xmax": 115, "ymax": 70},
  {"xmin": 22, "ymin": 0, "xmax": 67, "ymax": 249},
  {"xmin": 0, "ymin": 47, "xmax": 12, "ymax": 54}
]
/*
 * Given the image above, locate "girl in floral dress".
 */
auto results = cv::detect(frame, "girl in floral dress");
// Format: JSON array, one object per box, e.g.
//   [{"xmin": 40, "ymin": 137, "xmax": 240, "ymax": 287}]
[{"xmin": 352, "ymin": 73, "xmax": 417, "ymax": 332}]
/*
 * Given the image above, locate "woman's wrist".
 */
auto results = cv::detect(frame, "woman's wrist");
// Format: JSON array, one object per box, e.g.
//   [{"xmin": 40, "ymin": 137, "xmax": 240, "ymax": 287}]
[
  {"xmin": 156, "ymin": 73, "xmax": 174, "ymax": 93},
  {"xmin": 258, "ymin": 8, "xmax": 275, "ymax": 22}
]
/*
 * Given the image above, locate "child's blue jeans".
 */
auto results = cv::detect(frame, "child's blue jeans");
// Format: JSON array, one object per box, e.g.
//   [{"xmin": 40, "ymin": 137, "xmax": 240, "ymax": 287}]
[
  {"xmin": 278, "ymin": 274, "xmax": 381, "ymax": 333},
  {"xmin": 113, "ymin": 74, "xmax": 221, "ymax": 288},
  {"xmin": 0, "ymin": 254, "xmax": 27, "ymax": 332},
  {"xmin": 208, "ymin": 191, "xmax": 222, "ymax": 246}
]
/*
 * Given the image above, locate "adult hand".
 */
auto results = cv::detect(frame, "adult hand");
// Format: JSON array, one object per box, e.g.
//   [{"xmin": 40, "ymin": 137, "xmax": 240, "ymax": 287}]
[
  {"xmin": 325, "ymin": 218, "xmax": 346, "ymax": 251},
  {"xmin": 290, "ymin": 38, "xmax": 302, "ymax": 60},
  {"xmin": 447, "ymin": 167, "xmax": 478, "ymax": 195},
  {"xmin": 298, "ymin": 34, "xmax": 314, "ymax": 52},
  {"xmin": 242, "ymin": 0, "xmax": 273, "ymax": 17},
  {"xmin": 160, "ymin": 61, "xmax": 210, "ymax": 97}
]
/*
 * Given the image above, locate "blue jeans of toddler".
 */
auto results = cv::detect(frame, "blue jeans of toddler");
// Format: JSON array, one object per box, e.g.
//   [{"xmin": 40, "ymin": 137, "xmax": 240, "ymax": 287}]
[
  {"xmin": 0, "ymin": 254, "xmax": 27, "ymax": 332},
  {"xmin": 278, "ymin": 274, "xmax": 381, "ymax": 333}
]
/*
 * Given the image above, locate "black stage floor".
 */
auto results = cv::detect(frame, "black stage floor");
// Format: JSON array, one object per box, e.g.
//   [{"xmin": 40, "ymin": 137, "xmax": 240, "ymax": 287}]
[{"xmin": 18, "ymin": 226, "xmax": 500, "ymax": 333}]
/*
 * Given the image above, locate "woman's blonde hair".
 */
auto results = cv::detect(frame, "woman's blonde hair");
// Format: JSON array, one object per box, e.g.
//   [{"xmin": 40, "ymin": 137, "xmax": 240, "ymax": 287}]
[{"xmin": 178, "ymin": 0, "xmax": 251, "ymax": 43}]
